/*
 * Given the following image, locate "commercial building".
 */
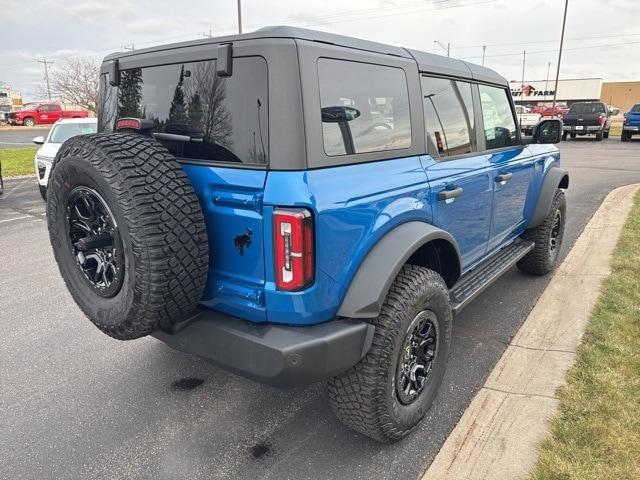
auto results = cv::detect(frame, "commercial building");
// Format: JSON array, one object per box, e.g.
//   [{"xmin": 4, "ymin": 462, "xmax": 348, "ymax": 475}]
[
  {"xmin": 601, "ymin": 81, "xmax": 640, "ymax": 112},
  {"xmin": 509, "ymin": 78, "xmax": 640, "ymax": 112},
  {"xmin": 509, "ymin": 78, "xmax": 602, "ymax": 109}
]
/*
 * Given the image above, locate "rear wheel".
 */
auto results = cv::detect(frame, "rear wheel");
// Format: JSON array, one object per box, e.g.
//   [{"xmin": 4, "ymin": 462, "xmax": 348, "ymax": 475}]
[
  {"xmin": 39, "ymin": 185, "xmax": 47, "ymax": 201},
  {"xmin": 328, "ymin": 265, "xmax": 452, "ymax": 443},
  {"xmin": 621, "ymin": 131, "xmax": 631, "ymax": 142},
  {"xmin": 595, "ymin": 130, "xmax": 603, "ymax": 141},
  {"xmin": 570, "ymin": 133, "xmax": 576, "ymax": 139},
  {"xmin": 562, "ymin": 131, "xmax": 568, "ymax": 141},
  {"xmin": 47, "ymin": 133, "xmax": 209, "ymax": 340},
  {"xmin": 603, "ymin": 130, "xmax": 609, "ymax": 139},
  {"xmin": 517, "ymin": 189, "xmax": 566, "ymax": 275}
]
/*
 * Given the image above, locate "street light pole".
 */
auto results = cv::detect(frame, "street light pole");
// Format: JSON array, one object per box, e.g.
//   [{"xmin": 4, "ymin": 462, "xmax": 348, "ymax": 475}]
[
  {"xmin": 482, "ymin": 45, "xmax": 486, "ymax": 66},
  {"xmin": 237, "ymin": 0, "xmax": 243, "ymax": 34},
  {"xmin": 552, "ymin": 0, "xmax": 569, "ymax": 108},
  {"xmin": 434, "ymin": 40, "xmax": 450, "ymax": 57}
]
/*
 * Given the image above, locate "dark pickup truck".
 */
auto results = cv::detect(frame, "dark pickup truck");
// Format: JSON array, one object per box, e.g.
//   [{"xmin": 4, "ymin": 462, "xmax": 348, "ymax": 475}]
[{"xmin": 561, "ymin": 101, "xmax": 616, "ymax": 141}]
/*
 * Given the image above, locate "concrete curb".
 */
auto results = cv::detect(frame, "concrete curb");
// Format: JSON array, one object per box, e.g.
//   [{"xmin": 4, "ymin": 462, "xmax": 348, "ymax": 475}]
[{"xmin": 422, "ymin": 183, "xmax": 640, "ymax": 480}]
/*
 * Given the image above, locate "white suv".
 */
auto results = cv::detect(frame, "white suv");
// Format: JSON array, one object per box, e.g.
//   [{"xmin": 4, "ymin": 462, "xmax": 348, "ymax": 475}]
[{"xmin": 33, "ymin": 118, "xmax": 97, "ymax": 199}]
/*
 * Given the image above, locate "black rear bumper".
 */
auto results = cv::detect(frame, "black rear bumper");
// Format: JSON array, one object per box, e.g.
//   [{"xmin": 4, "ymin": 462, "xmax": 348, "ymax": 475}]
[{"xmin": 153, "ymin": 309, "xmax": 375, "ymax": 388}]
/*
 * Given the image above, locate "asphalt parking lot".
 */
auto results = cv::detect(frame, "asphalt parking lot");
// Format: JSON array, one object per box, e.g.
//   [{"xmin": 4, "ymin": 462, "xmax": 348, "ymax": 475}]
[
  {"xmin": 1, "ymin": 138, "xmax": 639, "ymax": 480},
  {"xmin": 0, "ymin": 126, "xmax": 50, "ymax": 149}
]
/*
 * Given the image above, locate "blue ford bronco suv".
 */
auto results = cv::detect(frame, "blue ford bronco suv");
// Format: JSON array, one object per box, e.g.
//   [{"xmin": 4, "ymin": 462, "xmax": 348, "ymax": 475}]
[{"xmin": 46, "ymin": 27, "xmax": 567, "ymax": 442}]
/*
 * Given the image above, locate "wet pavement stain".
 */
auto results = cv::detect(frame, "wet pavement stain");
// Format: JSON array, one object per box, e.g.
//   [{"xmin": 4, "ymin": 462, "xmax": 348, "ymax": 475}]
[
  {"xmin": 171, "ymin": 377, "xmax": 205, "ymax": 391},
  {"xmin": 251, "ymin": 442, "xmax": 271, "ymax": 459}
]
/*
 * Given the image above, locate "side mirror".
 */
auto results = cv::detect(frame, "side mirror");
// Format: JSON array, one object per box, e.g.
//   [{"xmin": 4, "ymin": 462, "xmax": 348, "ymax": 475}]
[
  {"xmin": 609, "ymin": 107, "xmax": 619, "ymax": 116},
  {"xmin": 532, "ymin": 119, "xmax": 562, "ymax": 144},
  {"xmin": 32, "ymin": 136, "xmax": 45, "ymax": 145},
  {"xmin": 321, "ymin": 106, "xmax": 361, "ymax": 123}
]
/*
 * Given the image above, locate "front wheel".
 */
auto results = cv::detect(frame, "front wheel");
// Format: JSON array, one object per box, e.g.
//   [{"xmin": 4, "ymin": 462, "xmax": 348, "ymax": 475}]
[
  {"xmin": 23, "ymin": 117, "xmax": 36, "ymax": 127},
  {"xmin": 328, "ymin": 265, "xmax": 452, "ymax": 442},
  {"xmin": 518, "ymin": 189, "xmax": 566, "ymax": 275}
]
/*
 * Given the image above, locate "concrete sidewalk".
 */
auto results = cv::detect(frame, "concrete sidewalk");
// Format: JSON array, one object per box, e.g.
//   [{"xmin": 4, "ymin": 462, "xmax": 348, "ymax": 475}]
[{"xmin": 422, "ymin": 183, "xmax": 640, "ymax": 480}]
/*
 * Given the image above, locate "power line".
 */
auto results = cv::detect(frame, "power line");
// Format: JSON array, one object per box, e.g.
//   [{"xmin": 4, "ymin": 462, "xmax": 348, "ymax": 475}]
[{"xmin": 451, "ymin": 31, "xmax": 640, "ymax": 50}]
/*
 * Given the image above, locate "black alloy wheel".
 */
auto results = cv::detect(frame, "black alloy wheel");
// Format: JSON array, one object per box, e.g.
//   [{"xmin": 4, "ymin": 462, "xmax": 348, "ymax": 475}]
[
  {"xmin": 66, "ymin": 186, "xmax": 125, "ymax": 297},
  {"xmin": 395, "ymin": 310, "xmax": 439, "ymax": 405}
]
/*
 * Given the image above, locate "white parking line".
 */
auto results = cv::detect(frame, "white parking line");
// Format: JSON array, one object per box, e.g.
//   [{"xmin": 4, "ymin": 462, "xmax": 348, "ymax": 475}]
[{"xmin": 0, "ymin": 215, "xmax": 32, "ymax": 224}]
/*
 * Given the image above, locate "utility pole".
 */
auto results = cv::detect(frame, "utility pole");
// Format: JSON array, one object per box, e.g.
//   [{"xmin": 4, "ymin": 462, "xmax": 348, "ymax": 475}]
[
  {"xmin": 123, "ymin": 44, "xmax": 135, "ymax": 51},
  {"xmin": 237, "ymin": 0, "xmax": 243, "ymax": 34},
  {"xmin": 482, "ymin": 45, "xmax": 486, "ymax": 66},
  {"xmin": 545, "ymin": 62, "xmax": 551, "ymax": 102},
  {"xmin": 434, "ymin": 40, "xmax": 450, "ymax": 57},
  {"xmin": 552, "ymin": 0, "xmax": 569, "ymax": 108},
  {"xmin": 37, "ymin": 58, "xmax": 53, "ymax": 101},
  {"xmin": 202, "ymin": 29, "xmax": 213, "ymax": 38},
  {"xmin": 519, "ymin": 50, "xmax": 526, "ymax": 130}
]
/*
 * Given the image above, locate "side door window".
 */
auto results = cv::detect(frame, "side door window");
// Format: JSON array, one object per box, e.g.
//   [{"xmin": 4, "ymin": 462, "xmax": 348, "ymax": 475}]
[
  {"xmin": 421, "ymin": 76, "xmax": 493, "ymax": 268},
  {"xmin": 422, "ymin": 76, "xmax": 475, "ymax": 158},
  {"xmin": 478, "ymin": 85, "xmax": 518, "ymax": 150}
]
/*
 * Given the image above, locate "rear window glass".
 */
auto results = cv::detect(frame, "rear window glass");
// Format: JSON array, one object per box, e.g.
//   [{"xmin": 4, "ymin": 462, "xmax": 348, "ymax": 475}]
[
  {"xmin": 101, "ymin": 56, "xmax": 268, "ymax": 165},
  {"xmin": 568, "ymin": 103, "xmax": 606, "ymax": 115},
  {"xmin": 318, "ymin": 58, "xmax": 411, "ymax": 156},
  {"xmin": 631, "ymin": 104, "xmax": 640, "ymax": 113}
]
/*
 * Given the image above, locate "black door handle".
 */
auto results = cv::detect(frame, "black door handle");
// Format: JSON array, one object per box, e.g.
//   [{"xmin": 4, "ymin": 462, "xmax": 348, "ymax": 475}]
[
  {"xmin": 495, "ymin": 172, "xmax": 513, "ymax": 183},
  {"xmin": 438, "ymin": 187, "xmax": 464, "ymax": 201}
]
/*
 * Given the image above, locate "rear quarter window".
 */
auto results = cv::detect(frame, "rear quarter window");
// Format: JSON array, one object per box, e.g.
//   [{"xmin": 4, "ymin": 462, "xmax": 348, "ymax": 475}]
[{"xmin": 318, "ymin": 58, "xmax": 411, "ymax": 156}]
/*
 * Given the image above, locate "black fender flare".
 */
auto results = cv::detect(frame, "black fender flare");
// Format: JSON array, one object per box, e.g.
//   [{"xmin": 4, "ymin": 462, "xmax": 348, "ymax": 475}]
[
  {"xmin": 337, "ymin": 222, "xmax": 461, "ymax": 319},
  {"xmin": 527, "ymin": 167, "xmax": 569, "ymax": 229}
]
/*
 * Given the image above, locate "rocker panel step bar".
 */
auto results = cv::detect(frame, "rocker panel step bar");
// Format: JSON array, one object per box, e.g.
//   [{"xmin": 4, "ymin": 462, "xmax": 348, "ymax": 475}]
[{"xmin": 450, "ymin": 239, "xmax": 535, "ymax": 315}]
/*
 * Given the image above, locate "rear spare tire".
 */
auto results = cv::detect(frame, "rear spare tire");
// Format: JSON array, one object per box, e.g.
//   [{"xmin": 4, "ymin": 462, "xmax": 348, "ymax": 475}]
[{"xmin": 47, "ymin": 133, "xmax": 209, "ymax": 340}]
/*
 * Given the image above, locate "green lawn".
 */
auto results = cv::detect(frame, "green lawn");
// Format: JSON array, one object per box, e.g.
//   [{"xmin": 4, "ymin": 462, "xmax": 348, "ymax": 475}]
[
  {"xmin": 531, "ymin": 190, "xmax": 640, "ymax": 480},
  {"xmin": 0, "ymin": 147, "xmax": 38, "ymax": 177}
]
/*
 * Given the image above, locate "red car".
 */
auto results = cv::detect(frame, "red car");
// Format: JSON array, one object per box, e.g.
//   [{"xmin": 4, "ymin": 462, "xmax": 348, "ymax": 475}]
[{"xmin": 7, "ymin": 102, "xmax": 88, "ymax": 126}]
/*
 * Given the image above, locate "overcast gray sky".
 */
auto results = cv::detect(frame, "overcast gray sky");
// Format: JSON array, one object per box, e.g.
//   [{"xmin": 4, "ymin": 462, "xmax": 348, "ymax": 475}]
[{"xmin": 1, "ymin": 0, "xmax": 639, "ymax": 101}]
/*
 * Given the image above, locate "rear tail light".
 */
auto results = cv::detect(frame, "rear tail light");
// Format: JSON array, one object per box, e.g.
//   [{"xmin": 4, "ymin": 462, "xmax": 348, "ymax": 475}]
[
  {"xmin": 598, "ymin": 114, "xmax": 605, "ymax": 125},
  {"xmin": 115, "ymin": 117, "xmax": 142, "ymax": 130},
  {"xmin": 115, "ymin": 117, "xmax": 155, "ymax": 133},
  {"xmin": 273, "ymin": 208, "xmax": 314, "ymax": 291},
  {"xmin": 623, "ymin": 113, "xmax": 628, "ymax": 125}
]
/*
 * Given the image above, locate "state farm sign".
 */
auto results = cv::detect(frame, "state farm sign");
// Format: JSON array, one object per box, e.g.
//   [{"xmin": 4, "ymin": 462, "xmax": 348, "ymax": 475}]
[{"xmin": 509, "ymin": 78, "xmax": 603, "ymax": 102}]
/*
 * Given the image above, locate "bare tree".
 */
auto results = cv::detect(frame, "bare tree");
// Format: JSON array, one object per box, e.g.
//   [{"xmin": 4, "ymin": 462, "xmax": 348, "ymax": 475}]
[{"xmin": 49, "ymin": 58, "xmax": 100, "ymax": 114}]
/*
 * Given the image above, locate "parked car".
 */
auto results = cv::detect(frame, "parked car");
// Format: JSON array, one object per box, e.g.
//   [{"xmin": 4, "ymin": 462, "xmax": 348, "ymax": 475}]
[
  {"xmin": 45, "ymin": 26, "xmax": 567, "ymax": 443},
  {"xmin": 561, "ymin": 101, "xmax": 616, "ymax": 141},
  {"xmin": 515, "ymin": 105, "xmax": 542, "ymax": 135},
  {"xmin": 0, "ymin": 105, "xmax": 11, "ymax": 124},
  {"xmin": 8, "ymin": 102, "xmax": 88, "ymax": 126},
  {"xmin": 621, "ymin": 103, "xmax": 640, "ymax": 141},
  {"xmin": 33, "ymin": 118, "xmax": 97, "ymax": 199}
]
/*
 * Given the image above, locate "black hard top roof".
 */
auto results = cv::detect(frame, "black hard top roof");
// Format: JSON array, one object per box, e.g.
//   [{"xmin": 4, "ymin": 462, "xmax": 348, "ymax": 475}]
[{"xmin": 104, "ymin": 26, "xmax": 507, "ymax": 86}]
